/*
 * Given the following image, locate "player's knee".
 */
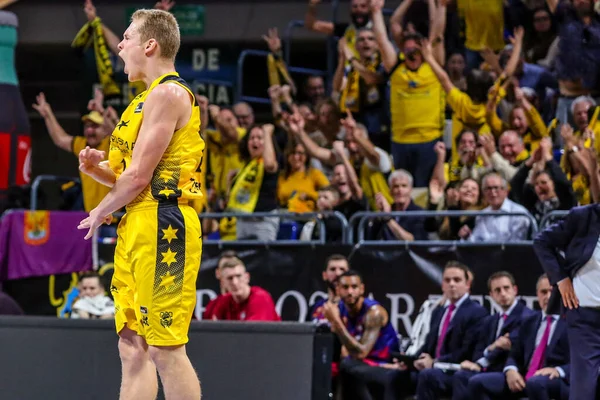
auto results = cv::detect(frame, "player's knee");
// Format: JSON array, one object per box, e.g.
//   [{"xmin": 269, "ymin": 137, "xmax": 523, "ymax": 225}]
[
  {"xmin": 148, "ymin": 345, "xmax": 185, "ymax": 371},
  {"xmin": 118, "ymin": 335, "xmax": 148, "ymax": 366}
]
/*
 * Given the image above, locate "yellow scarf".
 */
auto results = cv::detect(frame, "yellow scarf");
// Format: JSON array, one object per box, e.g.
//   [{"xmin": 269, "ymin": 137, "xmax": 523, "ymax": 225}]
[
  {"xmin": 340, "ymin": 54, "xmax": 381, "ymax": 113},
  {"xmin": 227, "ymin": 157, "xmax": 265, "ymax": 213},
  {"xmin": 360, "ymin": 162, "xmax": 393, "ymax": 210},
  {"xmin": 72, "ymin": 17, "xmax": 120, "ymax": 97},
  {"xmin": 267, "ymin": 52, "xmax": 294, "ymax": 92}
]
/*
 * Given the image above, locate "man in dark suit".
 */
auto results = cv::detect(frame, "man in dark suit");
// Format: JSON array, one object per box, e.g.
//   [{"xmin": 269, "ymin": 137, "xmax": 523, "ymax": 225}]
[
  {"xmin": 534, "ymin": 204, "xmax": 600, "ymax": 400},
  {"xmin": 408, "ymin": 261, "xmax": 488, "ymax": 400},
  {"xmin": 452, "ymin": 271, "xmax": 536, "ymax": 400},
  {"xmin": 468, "ymin": 274, "xmax": 570, "ymax": 400}
]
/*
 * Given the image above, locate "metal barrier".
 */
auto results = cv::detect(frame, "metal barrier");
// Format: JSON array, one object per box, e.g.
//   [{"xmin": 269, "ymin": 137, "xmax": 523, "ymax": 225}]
[
  {"xmin": 236, "ymin": 49, "xmax": 327, "ymax": 106},
  {"xmin": 99, "ymin": 211, "xmax": 350, "ymax": 246},
  {"xmin": 539, "ymin": 210, "xmax": 569, "ymax": 230},
  {"xmin": 30, "ymin": 174, "xmax": 80, "ymax": 211},
  {"xmin": 347, "ymin": 210, "xmax": 540, "ymax": 244}
]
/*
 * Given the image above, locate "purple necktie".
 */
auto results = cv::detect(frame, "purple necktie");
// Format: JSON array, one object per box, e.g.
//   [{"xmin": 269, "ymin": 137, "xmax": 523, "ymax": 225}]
[
  {"xmin": 526, "ymin": 315, "xmax": 553, "ymax": 379},
  {"xmin": 436, "ymin": 303, "xmax": 456, "ymax": 358},
  {"xmin": 502, "ymin": 313, "xmax": 508, "ymax": 321}
]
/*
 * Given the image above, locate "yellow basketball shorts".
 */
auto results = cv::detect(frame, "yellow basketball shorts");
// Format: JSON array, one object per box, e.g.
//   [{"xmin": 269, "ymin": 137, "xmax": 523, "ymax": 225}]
[{"xmin": 111, "ymin": 202, "xmax": 202, "ymax": 346}]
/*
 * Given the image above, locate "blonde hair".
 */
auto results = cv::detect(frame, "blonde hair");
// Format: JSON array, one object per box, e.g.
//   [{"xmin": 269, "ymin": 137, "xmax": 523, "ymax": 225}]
[{"xmin": 131, "ymin": 9, "xmax": 180, "ymax": 61}]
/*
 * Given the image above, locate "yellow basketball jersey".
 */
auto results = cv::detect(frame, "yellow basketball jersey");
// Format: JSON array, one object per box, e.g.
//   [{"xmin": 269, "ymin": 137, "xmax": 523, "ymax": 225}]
[
  {"xmin": 108, "ymin": 72, "xmax": 205, "ymax": 208},
  {"xmin": 389, "ymin": 57, "xmax": 445, "ymax": 144}
]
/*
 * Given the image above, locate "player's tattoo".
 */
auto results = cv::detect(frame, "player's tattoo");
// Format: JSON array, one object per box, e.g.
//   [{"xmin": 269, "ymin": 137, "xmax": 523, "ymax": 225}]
[{"xmin": 335, "ymin": 306, "xmax": 387, "ymax": 358}]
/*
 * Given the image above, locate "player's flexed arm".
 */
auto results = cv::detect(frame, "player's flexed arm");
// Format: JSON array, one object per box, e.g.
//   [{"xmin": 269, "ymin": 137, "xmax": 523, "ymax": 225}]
[{"xmin": 78, "ymin": 83, "xmax": 191, "ymax": 239}]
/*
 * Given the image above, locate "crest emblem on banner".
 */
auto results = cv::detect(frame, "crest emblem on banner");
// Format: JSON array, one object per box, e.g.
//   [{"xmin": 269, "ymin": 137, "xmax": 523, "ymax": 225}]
[{"xmin": 24, "ymin": 210, "xmax": 50, "ymax": 246}]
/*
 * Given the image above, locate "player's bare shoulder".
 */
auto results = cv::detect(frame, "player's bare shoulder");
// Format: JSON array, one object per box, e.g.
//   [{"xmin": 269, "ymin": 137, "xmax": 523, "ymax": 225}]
[{"xmin": 144, "ymin": 82, "xmax": 191, "ymax": 129}]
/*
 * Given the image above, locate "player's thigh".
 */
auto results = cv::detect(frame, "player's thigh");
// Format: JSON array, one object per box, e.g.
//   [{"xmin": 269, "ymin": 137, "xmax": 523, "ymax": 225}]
[
  {"xmin": 128, "ymin": 204, "xmax": 201, "ymax": 346},
  {"xmin": 112, "ymin": 214, "xmax": 139, "ymax": 334}
]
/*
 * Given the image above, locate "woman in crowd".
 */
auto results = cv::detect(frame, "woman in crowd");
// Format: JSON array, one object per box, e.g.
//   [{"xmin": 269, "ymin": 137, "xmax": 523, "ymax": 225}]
[
  {"xmin": 227, "ymin": 124, "xmax": 280, "ymax": 241},
  {"xmin": 277, "ymin": 140, "xmax": 329, "ymax": 213},
  {"xmin": 426, "ymin": 177, "xmax": 484, "ymax": 240}
]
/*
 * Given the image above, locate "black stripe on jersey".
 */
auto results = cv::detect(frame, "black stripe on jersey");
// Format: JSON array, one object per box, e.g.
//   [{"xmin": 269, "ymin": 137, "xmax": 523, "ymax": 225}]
[{"xmin": 153, "ymin": 203, "xmax": 186, "ymax": 306}]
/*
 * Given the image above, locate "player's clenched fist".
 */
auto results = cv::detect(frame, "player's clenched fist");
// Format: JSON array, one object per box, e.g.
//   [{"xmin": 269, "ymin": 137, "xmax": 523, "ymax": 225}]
[{"xmin": 79, "ymin": 146, "xmax": 105, "ymax": 174}]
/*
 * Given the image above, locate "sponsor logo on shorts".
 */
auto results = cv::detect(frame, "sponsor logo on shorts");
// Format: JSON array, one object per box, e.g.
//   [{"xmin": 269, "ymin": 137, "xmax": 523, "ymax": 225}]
[
  {"xmin": 141, "ymin": 316, "xmax": 149, "ymax": 327},
  {"xmin": 140, "ymin": 306, "xmax": 148, "ymax": 314},
  {"xmin": 134, "ymin": 102, "xmax": 144, "ymax": 113},
  {"xmin": 160, "ymin": 311, "xmax": 173, "ymax": 328}
]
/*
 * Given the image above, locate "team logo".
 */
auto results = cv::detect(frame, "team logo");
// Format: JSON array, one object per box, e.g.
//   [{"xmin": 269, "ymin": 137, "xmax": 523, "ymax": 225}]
[
  {"xmin": 160, "ymin": 311, "xmax": 173, "ymax": 328},
  {"xmin": 24, "ymin": 211, "xmax": 50, "ymax": 246},
  {"xmin": 134, "ymin": 102, "xmax": 144, "ymax": 113},
  {"xmin": 141, "ymin": 316, "xmax": 149, "ymax": 327},
  {"xmin": 140, "ymin": 306, "xmax": 148, "ymax": 314}
]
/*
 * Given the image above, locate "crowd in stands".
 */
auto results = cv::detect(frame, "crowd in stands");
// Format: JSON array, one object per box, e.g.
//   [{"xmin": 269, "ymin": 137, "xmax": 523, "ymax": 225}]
[{"xmin": 28, "ymin": 0, "xmax": 600, "ymax": 245}]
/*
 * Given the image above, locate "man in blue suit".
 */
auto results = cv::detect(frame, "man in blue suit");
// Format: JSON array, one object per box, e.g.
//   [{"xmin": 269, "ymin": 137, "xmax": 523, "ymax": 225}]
[
  {"xmin": 409, "ymin": 261, "xmax": 488, "ymax": 400},
  {"xmin": 452, "ymin": 271, "xmax": 536, "ymax": 400},
  {"xmin": 534, "ymin": 204, "xmax": 600, "ymax": 400},
  {"xmin": 469, "ymin": 274, "xmax": 570, "ymax": 400}
]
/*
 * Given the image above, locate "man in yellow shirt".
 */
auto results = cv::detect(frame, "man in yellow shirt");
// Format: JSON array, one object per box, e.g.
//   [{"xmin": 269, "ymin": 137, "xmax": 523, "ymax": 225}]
[
  {"xmin": 371, "ymin": 0, "xmax": 446, "ymax": 187},
  {"xmin": 32, "ymin": 92, "xmax": 113, "ymax": 212},
  {"xmin": 456, "ymin": 0, "xmax": 505, "ymax": 70}
]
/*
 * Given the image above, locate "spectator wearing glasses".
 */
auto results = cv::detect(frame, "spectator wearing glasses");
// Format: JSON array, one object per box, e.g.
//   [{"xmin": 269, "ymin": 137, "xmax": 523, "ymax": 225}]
[
  {"xmin": 461, "ymin": 173, "xmax": 532, "ymax": 242},
  {"xmin": 525, "ymin": 7, "xmax": 559, "ymax": 68}
]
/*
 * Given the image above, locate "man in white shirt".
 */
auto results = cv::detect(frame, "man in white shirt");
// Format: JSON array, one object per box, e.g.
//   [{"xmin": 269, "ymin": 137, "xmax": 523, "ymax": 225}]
[
  {"xmin": 534, "ymin": 203, "xmax": 600, "ymax": 399},
  {"xmin": 461, "ymin": 173, "xmax": 531, "ymax": 242}
]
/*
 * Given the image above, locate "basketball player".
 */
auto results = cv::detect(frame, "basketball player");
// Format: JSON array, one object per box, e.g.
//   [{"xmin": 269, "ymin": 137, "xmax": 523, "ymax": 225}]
[{"xmin": 77, "ymin": 9, "xmax": 204, "ymax": 400}]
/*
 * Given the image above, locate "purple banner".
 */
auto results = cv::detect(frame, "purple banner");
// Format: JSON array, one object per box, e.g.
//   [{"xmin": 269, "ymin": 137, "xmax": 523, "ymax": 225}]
[{"xmin": 0, "ymin": 210, "xmax": 92, "ymax": 281}]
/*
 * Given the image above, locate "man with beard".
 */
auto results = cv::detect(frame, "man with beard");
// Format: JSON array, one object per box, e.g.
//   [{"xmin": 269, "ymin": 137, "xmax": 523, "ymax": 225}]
[
  {"xmin": 305, "ymin": 0, "xmax": 371, "ymax": 57},
  {"xmin": 323, "ymin": 270, "xmax": 400, "ymax": 400},
  {"xmin": 308, "ymin": 254, "xmax": 349, "ymax": 396}
]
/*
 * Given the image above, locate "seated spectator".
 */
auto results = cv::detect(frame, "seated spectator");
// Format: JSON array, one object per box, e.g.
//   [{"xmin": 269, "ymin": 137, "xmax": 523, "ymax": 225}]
[
  {"xmin": 324, "ymin": 270, "xmax": 400, "ymax": 400},
  {"xmin": 510, "ymin": 138, "xmax": 576, "ymax": 224},
  {"xmin": 427, "ymin": 177, "xmax": 483, "ymax": 240},
  {"xmin": 277, "ymin": 140, "xmax": 329, "ymax": 213},
  {"xmin": 299, "ymin": 185, "xmax": 344, "ymax": 242},
  {"xmin": 469, "ymin": 274, "xmax": 570, "ymax": 400},
  {"xmin": 226, "ymin": 124, "xmax": 280, "ymax": 241},
  {"xmin": 210, "ymin": 257, "xmax": 280, "ymax": 321},
  {"xmin": 71, "ymin": 272, "xmax": 114, "ymax": 320},
  {"xmin": 462, "ymin": 173, "xmax": 532, "ymax": 242},
  {"xmin": 368, "ymin": 169, "xmax": 428, "ymax": 241},
  {"xmin": 202, "ymin": 250, "xmax": 238, "ymax": 320}
]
